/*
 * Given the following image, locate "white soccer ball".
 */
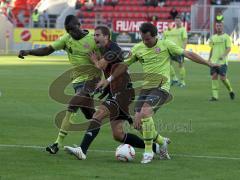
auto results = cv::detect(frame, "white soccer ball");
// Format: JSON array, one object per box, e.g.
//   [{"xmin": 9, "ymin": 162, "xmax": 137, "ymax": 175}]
[{"xmin": 115, "ymin": 144, "xmax": 135, "ymax": 162}]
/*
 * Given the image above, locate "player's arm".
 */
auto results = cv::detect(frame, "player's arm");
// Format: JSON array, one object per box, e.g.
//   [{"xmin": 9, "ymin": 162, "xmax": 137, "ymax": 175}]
[
  {"xmin": 219, "ymin": 47, "xmax": 231, "ymax": 60},
  {"xmin": 110, "ymin": 63, "xmax": 128, "ymax": 80},
  {"xmin": 184, "ymin": 50, "xmax": 215, "ymax": 67},
  {"xmin": 183, "ymin": 38, "xmax": 187, "ymax": 49},
  {"xmin": 96, "ymin": 63, "xmax": 128, "ymax": 89},
  {"xmin": 182, "ymin": 29, "xmax": 188, "ymax": 49},
  {"xmin": 208, "ymin": 48, "xmax": 213, "ymax": 62},
  {"xmin": 220, "ymin": 35, "xmax": 231, "ymax": 60},
  {"xmin": 18, "ymin": 46, "xmax": 55, "ymax": 59},
  {"xmin": 124, "ymin": 51, "xmax": 138, "ymax": 66},
  {"xmin": 89, "ymin": 51, "xmax": 102, "ymax": 68},
  {"xmin": 166, "ymin": 39, "xmax": 216, "ymax": 68}
]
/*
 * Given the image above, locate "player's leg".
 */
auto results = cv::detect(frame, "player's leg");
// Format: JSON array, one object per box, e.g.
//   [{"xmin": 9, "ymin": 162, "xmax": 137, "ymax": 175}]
[
  {"xmin": 138, "ymin": 103, "xmax": 155, "ymax": 163},
  {"xmin": 136, "ymin": 89, "xmax": 172, "ymax": 163},
  {"xmin": 110, "ymin": 117, "xmax": 160, "ymax": 153},
  {"xmin": 210, "ymin": 67, "xmax": 219, "ymax": 101},
  {"xmin": 178, "ymin": 55, "xmax": 186, "ymax": 87},
  {"xmin": 170, "ymin": 59, "xmax": 178, "ymax": 86},
  {"xmin": 46, "ymin": 81, "xmax": 96, "ymax": 154},
  {"xmin": 64, "ymin": 104, "xmax": 109, "ymax": 159},
  {"xmin": 219, "ymin": 64, "xmax": 235, "ymax": 100}
]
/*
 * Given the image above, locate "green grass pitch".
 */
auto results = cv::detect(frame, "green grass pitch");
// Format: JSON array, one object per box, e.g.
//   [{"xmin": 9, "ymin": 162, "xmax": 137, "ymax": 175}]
[{"xmin": 0, "ymin": 56, "xmax": 240, "ymax": 180}]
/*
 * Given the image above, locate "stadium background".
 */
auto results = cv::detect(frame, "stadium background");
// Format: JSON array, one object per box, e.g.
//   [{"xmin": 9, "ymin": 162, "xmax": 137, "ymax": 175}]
[
  {"xmin": 0, "ymin": 0, "xmax": 239, "ymax": 59},
  {"xmin": 0, "ymin": 0, "xmax": 240, "ymax": 179}
]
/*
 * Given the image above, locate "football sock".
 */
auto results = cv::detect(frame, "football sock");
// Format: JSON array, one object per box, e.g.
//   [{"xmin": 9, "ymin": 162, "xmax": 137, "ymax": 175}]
[
  {"xmin": 153, "ymin": 131, "xmax": 164, "ymax": 145},
  {"xmin": 80, "ymin": 118, "xmax": 101, "ymax": 155},
  {"xmin": 142, "ymin": 117, "xmax": 155, "ymax": 153},
  {"xmin": 55, "ymin": 111, "xmax": 72, "ymax": 146},
  {"xmin": 121, "ymin": 133, "xmax": 157, "ymax": 153},
  {"xmin": 212, "ymin": 80, "xmax": 219, "ymax": 99},
  {"xmin": 221, "ymin": 79, "xmax": 233, "ymax": 92},
  {"xmin": 179, "ymin": 66, "xmax": 186, "ymax": 84},
  {"xmin": 170, "ymin": 65, "xmax": 178, "ymax": 81}
]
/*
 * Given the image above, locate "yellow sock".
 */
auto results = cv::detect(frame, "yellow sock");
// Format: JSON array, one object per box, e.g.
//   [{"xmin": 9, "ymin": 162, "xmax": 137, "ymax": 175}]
[
  {"xmin": 55, "ymin": 111, "xmax": 72, "ymax": 146},
  {"xmin": 153, "ymin": 131, "xmax": 164, "ymax": 145},
  {"xmin": 212, "ymin": 80, "xmax": 219, "ymax": 99},
  {"xmin": 142, "ymin": 117, "xmax": 155, "ymax": 153},
  {"xmin": 179, "ymin": 66, "xmax": 186, "ymax": 84},
  {"xmin": 222, "ymin": 79, "xmax": 233, "ymax": 92},
  {"xmin": 170, "ymin": 65, "xmax": 178, "ymax": 81}
]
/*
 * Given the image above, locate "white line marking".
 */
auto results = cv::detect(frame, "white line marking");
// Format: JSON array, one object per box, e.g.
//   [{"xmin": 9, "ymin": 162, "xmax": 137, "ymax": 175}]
[{"xmin": 0, "ymin": 144, "xmax": 240, "ymax": 161}]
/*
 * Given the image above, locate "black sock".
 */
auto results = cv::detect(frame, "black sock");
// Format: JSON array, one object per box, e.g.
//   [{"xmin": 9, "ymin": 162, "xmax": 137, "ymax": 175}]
[
  {"xmin": 80, "ymin": 118, "xmax": 101, "ymax": 154},
  {"xmin": 121, "ymin": 133, "xmax": 157, "ymax": 153}
]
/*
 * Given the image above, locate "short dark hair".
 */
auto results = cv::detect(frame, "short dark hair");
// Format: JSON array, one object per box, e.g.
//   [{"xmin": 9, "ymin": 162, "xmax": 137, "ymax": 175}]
[
  {"xmin": 95, "ymin": 26, "xmax": 111, "ymax": 39},
  {"xmin": 64, "ymin": 15, "xmax": 78, "ymax": 26},
  {"xmin": 139, "ymin": 22, "xmax": 158, "ymax": 37}
]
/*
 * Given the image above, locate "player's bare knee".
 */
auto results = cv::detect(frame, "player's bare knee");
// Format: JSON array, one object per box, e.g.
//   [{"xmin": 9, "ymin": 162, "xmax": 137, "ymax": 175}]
[
  {"xmin": 211, "ymin": 74, "xmax": 218, "ymax": 80},
  {"xmin": 112, "ymin": 130, "xmax": 124, "ymax": 142},
  {"xmin": 220, "ymin": 76, "xmax": 226, "ymax": 81},
  {"xmin": 93, "ymin": 105, "xmax": 109, "ymax": 120}
]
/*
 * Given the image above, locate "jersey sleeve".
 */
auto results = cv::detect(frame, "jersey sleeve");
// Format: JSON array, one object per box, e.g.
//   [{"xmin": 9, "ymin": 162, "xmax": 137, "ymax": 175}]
[
  {"xmin": 51, "ymin": 34, "xmax": 69, "ymax": 50},
  {"xmin": 165, "ymin": 40, "xmax": 184, "ymax": 56},
  {"xmin": 209, "ymin": 37, "xmax": 213, "ymax": 48},
  {"xmin": 162, "ymin": 32, "xmax": 166, "ymax": 40},
  {"xmin": 124, "ymin": 47, "xmax": 138, "ymax": 66},
  {"xmin": 225, "ymin": 35, "xmax": 231, "ymax": 48},
  {"xmin": 182, "ymin": 28, "xmax": 188, "ymax": 40}
]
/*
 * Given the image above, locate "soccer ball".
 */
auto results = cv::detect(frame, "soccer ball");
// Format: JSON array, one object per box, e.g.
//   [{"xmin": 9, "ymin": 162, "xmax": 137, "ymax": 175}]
[{"xmin": 115, "ymin": 144, "xmax": 135, "ymax": 162}]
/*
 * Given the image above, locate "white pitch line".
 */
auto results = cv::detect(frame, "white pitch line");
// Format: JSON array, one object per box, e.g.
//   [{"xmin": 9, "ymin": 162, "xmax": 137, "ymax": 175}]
[{"xmin": 0, "ymin": 144, "xmax": 240, "ymax": 161}]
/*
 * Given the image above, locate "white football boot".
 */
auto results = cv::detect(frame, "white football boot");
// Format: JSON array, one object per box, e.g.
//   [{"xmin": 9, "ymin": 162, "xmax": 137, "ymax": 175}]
[
  {"xmin": 64, "ymin": 146, "xmax": 86, "ymax": 160},
  {"xmin": 141, "ymin": 152, "xmax": 154, "ymax": 164}
]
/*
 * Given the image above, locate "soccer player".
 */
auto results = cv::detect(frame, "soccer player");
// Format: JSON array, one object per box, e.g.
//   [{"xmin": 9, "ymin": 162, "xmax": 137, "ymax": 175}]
[
  {"xmin": 18, "ymin": 15, "xmax": 102, "ymax": 154},
  {"xmin": 163, "ymin": 16, "xmax": 188, "ymax": 87},
  {"xmin": 125, "ymin": 22, "xmax": 219, "ymax": 164},
  {"xmin": 208, "ymin": 21, "xmax": 235, "ymax": 101},
  {"xmin": 64, "ymin": 26, "xmax": 167, "ymax": 161}
]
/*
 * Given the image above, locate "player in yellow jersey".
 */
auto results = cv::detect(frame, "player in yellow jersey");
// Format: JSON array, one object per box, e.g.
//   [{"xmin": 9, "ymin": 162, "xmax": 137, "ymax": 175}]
[
  {"xmin": 18, "ymin": 15, "xmax": 102, "ymax": 154},
  {"xmin": 163, "ymin": 16, "xmax": 188, "ymax": 87},
  {"xmin": 125, "ymin": 22, "xmax": 218, "ymax": 164},
  {"xmin": 208, "ymin": 22, "xmax": 235, "ymax": 101}
]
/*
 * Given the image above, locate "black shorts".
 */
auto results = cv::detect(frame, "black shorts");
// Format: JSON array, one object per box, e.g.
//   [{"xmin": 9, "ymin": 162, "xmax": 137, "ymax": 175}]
[
  {"xmin": 171, "ymin": 54, "xmax": 184, "ymax": 64},
  {"xmin": 102, "ymin": 88, "xmax": 135, "ymax": 124},
  {"xmin": 210, "ymin": 64, "xmax": 227, "ymax": 76},
  {"xmin": 135, "ymin": 88, "xmax": 172, "ymax": 113},
  {"xmin": 68, "ymin": 77, "xmax": 100, "ymax": 119}
]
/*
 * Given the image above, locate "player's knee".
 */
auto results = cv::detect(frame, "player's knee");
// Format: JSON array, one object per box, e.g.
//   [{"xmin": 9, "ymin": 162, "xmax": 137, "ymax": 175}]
[
  {"xmin": 220, "ymin": 76, "xmax": 226, "ymax": 81},
  {"xmin": 211, "ymin": 74, "xmax": 218, "ymax": 80},
  {"xmin": 93, "ymin": 107, "xmax": 108, "ymax": 120},
  {"xmin": 112, "ymin": 130, "xmax": 124, "ymax": 142}
]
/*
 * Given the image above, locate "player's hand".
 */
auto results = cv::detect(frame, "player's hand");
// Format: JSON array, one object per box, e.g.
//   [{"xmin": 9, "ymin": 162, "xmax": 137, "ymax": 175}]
[
  {"xmin": 89, "ymin": 51, "xmax": 98, "ymax": 63},
  {"xmin": 96, "ymin": 79, "xmax": 109, "ymax": 90},
  {"xmin": 133, "ymin": 115, "xmax": 142, "ymax": 130},
  {"xmin": 18, "ymin": 50, "xmax": 30, "ymax": 59}
]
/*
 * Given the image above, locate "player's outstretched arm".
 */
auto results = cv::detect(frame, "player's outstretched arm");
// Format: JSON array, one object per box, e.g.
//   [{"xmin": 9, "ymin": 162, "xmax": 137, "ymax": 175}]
[
  {"xmin": 96, "ymin": 63, "xmax": 128, "ymax": 90},
  {"xmin": 183, "ymin": 50, "xmax": 217, "ymax": 67},
  {"xmin": 18, "ymin": 45, "xmax": 55, "ymax": 59}
]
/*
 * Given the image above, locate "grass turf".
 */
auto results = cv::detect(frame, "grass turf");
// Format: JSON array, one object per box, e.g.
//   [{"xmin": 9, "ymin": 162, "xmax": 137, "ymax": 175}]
[{"xmin": 0, "ymin": 56, "xmax": 240, "ymax": 180}]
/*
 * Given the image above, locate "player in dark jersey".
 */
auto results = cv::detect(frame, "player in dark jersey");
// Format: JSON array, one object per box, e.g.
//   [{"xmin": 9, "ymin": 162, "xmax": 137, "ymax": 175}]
[{"xmin": 64, "ymin": 26, "xmax": 164, "ymax": 160}]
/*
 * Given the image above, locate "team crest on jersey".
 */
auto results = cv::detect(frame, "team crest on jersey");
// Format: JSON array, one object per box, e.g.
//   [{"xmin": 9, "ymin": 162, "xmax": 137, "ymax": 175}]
[
  {"xmin": 155, "ymin": 47, "xmax": 161, "ymax": 54},
  {"xmin": 83, "ymin": 43, "xmax": 90, "ymax": 49}
]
